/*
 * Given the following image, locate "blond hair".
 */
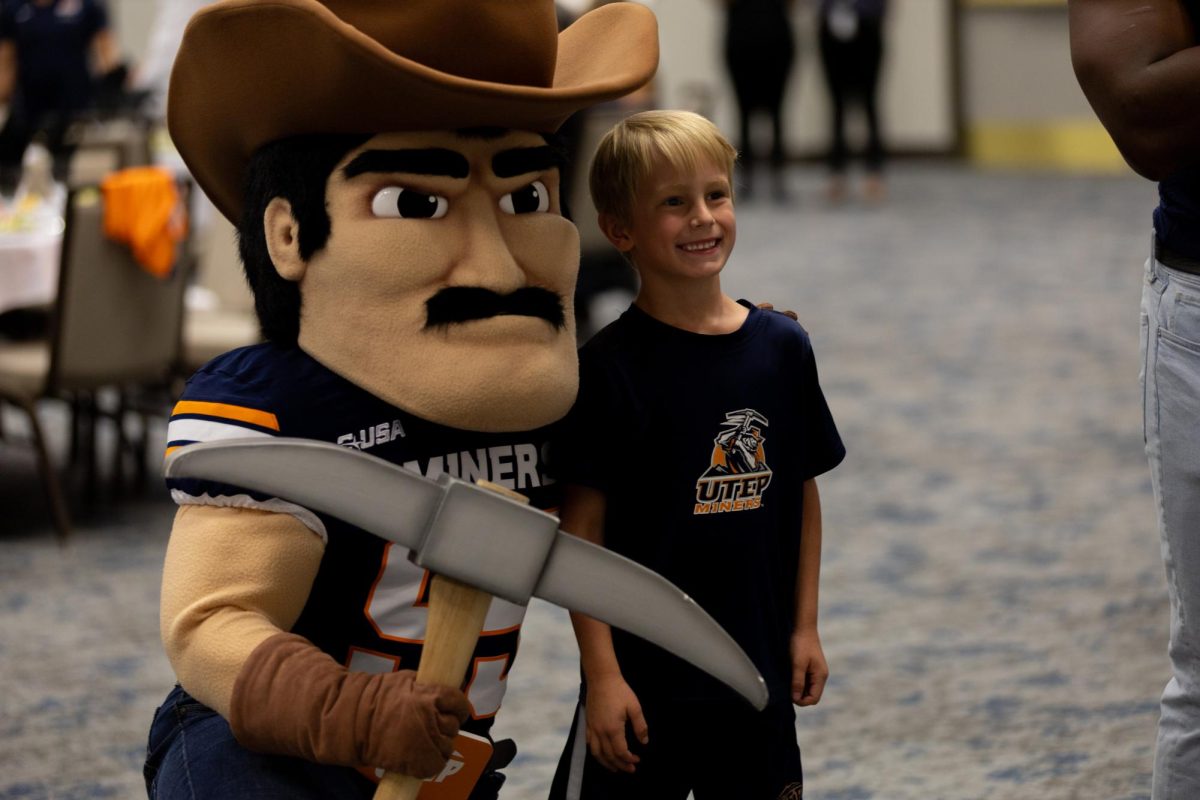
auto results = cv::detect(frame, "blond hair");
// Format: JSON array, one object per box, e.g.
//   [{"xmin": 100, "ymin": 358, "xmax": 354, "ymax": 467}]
[{"xmin": 588, "ymin": 109, "xmax": 738, "ymax": 223}]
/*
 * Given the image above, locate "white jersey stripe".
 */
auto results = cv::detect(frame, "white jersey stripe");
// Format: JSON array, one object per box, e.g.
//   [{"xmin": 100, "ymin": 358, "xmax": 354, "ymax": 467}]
[
  {"xmin": 170, "ymin": 490, "xmax": 328, "ymax": 542},
  {"xmin": 167, "ymin": 418, "xmax": 277, "ymax": 445}
]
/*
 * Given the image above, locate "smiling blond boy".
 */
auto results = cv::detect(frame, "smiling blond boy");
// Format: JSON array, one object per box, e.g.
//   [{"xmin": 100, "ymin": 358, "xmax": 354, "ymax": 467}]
[{"xmin": 549, "ymin": 110, "xmax": 846, "ymax": 799}]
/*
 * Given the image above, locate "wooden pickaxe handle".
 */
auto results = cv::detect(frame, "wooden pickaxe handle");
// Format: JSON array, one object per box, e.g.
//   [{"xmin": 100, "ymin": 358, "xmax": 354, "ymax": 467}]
[
  {"xmin": 373, "ymin": 482, "xmax": 527, "ymax": 800},
  {"xmin": 374, "ymin": 573, "xmax": 492, "ymax": 800}
]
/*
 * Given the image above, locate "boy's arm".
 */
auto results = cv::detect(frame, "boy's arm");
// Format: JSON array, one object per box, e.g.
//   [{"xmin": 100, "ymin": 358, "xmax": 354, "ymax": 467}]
[
  {"xmin": 791, "ymin": 479, "xmax": 829, "ymax": 706},
  {"xmin": 1069, "ymin": 0, "xmax": 1200, "ymax": 179},
  {"xmin": 90, "ymin": 28, "xmax": 120, "ymax": 77},
  {"xmin": 561, "ymin": 484, "xmax": 649, "ymax": 773}
]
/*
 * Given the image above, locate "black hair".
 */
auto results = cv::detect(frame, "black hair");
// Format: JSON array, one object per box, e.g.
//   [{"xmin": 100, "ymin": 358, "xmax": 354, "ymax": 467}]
[{"xmin": 237, "ymin": 133, "xmax": 371, "ymax": 345}]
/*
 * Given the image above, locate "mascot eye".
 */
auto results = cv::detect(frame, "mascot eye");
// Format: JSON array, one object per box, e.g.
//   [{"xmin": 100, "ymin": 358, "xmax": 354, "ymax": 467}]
[
  {"xmin": 371, "ymin": 187, "xmax": 448, "ymax": 219},
  {"xmin": 500, "ymin": 180, "xmax": 550, "ymax": 215}
]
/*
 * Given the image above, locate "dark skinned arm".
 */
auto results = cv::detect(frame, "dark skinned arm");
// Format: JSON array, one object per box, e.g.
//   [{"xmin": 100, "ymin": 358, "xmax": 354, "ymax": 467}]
[{"xmin": 1069, "ymin": 0, "xmax": 1200, "ymax": 180}]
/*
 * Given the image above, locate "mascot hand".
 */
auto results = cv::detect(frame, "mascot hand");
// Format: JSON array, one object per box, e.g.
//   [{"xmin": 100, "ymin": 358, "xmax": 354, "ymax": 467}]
[
  {"xmin": 229, "ymin": 632, "xmax": 471, "ymax": 776},
  {"xmin": 366, "ymin": 669, "xmax": 473, "ymax": 776}
]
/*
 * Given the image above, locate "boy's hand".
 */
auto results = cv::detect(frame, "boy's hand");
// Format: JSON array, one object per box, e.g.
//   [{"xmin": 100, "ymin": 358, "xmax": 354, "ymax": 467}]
[
  {"xmin": 790, "ymin": 628, "xmax": 829, "ymax": 706},
  {"xmin": 584, "ymin": 673, "xmax": 648, "ymax": 773},
  {"xmin": 756, "ymin": 301, "xmax": 798, "ymax": 321}
]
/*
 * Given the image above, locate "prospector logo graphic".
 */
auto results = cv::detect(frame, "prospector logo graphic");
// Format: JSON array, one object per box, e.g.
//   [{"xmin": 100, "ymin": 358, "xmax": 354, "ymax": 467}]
[{"xmin": 695, "ymin": 409, "xmax": 772, "ymax": 515}]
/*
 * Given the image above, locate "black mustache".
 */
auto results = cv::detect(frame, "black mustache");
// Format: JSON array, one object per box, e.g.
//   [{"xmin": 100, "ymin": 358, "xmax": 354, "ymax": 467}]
[{"xmin": 425, "ymin": 286, "xmax": 566, "ymax": 329}]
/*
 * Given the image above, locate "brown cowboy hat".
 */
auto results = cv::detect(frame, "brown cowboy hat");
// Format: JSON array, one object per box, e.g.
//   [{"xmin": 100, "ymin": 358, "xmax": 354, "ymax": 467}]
[{"xmin": 168, "ymin": 0, "xmax": 658, "ymax": 222}]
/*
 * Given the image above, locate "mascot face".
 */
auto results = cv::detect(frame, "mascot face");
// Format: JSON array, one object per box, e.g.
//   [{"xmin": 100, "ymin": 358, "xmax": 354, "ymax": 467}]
[{"xmin": 272, "ymin": 129, "xmax": 580, "ymax": 432}]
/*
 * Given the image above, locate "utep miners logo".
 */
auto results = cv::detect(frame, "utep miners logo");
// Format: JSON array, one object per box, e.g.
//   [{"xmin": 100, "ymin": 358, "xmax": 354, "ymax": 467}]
[{"xmin": 694, "ymin": 409, "xmax": 772, "ymax": 515}]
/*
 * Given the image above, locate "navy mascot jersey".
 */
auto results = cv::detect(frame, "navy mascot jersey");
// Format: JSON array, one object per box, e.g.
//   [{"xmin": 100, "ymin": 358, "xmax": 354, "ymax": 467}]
[
  {"xmin": 165, "ymin": 343, "xmax": 560, "ymax": 737},
  {"xmin": 554, "ymin": 302, "xmax": 845, "ymax": 702}
]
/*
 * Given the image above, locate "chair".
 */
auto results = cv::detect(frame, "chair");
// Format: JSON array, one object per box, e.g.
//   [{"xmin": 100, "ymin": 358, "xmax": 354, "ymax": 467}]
[
  {"xmin": 0, "ymin": 183, "xmax": 191, "ymax": 541},
  {"xmin": 66, "ymin": 117, "xmax": 153, "ymax": 187}
]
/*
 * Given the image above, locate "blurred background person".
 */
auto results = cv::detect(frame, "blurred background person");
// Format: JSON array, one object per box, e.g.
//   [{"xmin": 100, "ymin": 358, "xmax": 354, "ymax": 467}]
[
  {"xmin": 817, "ymin": 0, "xmax": 887, "ymax": 203},
  {"xmin": 722, "ymin": 0, "xmax": 795, "ymax": 203},
  {"xmin": 1070, "ymin": 2, "xmax": 1200, "ymax": 798},
  {"xmin": 0, "ymin": 0, "xmax": 120, "ymax": 185}
]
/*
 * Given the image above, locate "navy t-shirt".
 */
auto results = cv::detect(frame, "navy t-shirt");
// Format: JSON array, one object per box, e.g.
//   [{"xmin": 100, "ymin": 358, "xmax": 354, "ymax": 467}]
[
  {"xmin": 1153, "ymin": 0, "xmax": 1200, "ymax": 259},
  {"xmin": 554, "ymin": 301, "xmax": 846, "ymax": 703},
  {"xmin": 0, "ymin": 0, "xmax": 107, "ymax": 119}
]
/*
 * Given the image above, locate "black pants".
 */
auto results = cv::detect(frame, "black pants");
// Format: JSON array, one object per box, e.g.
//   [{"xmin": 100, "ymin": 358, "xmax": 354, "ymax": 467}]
[
  {"xmin": 725, "ymin": 8, "xmax": 795, "ymax": 193},
  {"xmin": 549, "ymin": 689, "xmax": 803, "ymax": 799},
  {"xmin": 0, "ymin": 102, "xmax": 80, "ymax": 184},
  {"xmin": 818, "ymin": 17, "xmax": 885, "ymax": 174}
]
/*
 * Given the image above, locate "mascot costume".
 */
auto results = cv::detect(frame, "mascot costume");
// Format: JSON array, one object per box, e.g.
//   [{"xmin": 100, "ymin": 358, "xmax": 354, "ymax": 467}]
[{"xmin": 143, "ymin": 2, "xmax": 658, "ymax": 798}]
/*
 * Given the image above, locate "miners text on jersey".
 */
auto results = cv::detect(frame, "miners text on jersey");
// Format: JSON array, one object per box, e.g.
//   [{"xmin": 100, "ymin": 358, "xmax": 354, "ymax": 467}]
[{"xmin": 400, "ymin": 442, "xmax": 553, "ymax": 492}]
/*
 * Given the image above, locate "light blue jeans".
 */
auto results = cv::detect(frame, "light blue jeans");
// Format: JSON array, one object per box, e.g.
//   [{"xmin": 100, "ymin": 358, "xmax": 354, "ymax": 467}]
[{"xmin": 1142, "ymin": 251, "xmax": 1200, "ymax": 800}]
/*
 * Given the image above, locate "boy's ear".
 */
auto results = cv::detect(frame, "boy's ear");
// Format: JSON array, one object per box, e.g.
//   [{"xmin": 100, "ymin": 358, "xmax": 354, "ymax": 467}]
[
  {"xmin": 598, "ymin": 212, "xmax": 635, "ymax": 253},
  {"xmin": 264, "ymin": 197, "xmax": 307, "ymax": 282}
]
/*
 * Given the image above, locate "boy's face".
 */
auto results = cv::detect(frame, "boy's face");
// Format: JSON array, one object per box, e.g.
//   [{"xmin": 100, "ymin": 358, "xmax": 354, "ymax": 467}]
[{"xmin": 602, "ymin": 156, "xmax": 736, "ymax": 283}]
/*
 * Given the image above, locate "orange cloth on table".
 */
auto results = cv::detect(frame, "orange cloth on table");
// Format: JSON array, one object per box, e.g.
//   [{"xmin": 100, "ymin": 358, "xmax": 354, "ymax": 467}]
[{"xmin": 100, "ymin": 167, "xmax": 188, "ymax": 278}]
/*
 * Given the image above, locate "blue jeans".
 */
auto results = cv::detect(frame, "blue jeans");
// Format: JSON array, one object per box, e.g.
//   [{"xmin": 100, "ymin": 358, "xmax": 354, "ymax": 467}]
[
  {"xmin": 1142, "ymin": 254, "xmax": 1200, "ymax": 800},
  {"xmin": 143, "ymin": 685, "xmax": 375, "ymax": 799}
]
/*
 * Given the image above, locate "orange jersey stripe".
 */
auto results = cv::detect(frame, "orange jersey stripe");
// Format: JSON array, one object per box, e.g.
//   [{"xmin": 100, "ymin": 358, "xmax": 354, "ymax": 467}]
[{"xmin": 171, "ymin": 400, "xmax": 280, "ymax": 431}]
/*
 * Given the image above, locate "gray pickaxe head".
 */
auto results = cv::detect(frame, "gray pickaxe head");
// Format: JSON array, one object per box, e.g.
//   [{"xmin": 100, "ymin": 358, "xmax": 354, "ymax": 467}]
[{"xmin": 165, "ymin": 437, "xmax": 769, "ymax": 711}]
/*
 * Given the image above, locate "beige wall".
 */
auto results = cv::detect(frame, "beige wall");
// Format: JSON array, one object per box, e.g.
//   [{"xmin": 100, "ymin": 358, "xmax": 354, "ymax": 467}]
[
  {"xmin": 107, "ymin": 0, "xmax": 155, "ymax": 65},
  {"xmin": 108, "ymin": 0, "xmax": 959, "ymax": 158},
  {"xmin": 652, "ymin": 0, "xmax": 958, "ymax": 157},
  {"xmin": 958, "ymin": 2, "xmax": 1126, "ymax": 170},
  {"xmin": 103, "ymin": 0, "xmax": 1121, "ymax": 170},
  {"xmin": 961, "ymin": 5, "xmax": 1092, "ymax": 122}
]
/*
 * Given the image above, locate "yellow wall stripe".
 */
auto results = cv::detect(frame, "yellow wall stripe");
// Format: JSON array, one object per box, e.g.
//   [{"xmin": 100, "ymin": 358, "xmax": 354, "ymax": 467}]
[
  {"xmin": 967, "ymin": 119, "xmax": 1131, "ymax": 174},
  {"xmin": 171, "ymin": 400, "xmax": 280, "ymax": 431}
]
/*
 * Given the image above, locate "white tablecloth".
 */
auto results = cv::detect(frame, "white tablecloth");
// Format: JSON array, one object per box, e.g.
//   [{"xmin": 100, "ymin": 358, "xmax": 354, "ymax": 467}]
[{"xmin": 0, "ymin": 228, "xmax": 63, "ymax": 314}]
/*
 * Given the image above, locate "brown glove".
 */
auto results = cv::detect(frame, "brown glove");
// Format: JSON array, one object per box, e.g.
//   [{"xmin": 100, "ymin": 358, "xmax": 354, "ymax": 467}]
[{"xmin": 229, "ymin": 632, "xmax": 472, "ymax": 777}]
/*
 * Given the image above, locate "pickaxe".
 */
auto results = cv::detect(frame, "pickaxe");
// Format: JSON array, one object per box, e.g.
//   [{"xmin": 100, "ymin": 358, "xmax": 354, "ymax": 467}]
[{"xmin": 165, "ymin": 437, "xmax": 769, "ymax": 800}]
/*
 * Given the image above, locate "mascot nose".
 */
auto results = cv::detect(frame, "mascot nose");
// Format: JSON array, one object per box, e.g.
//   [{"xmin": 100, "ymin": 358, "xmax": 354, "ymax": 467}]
[{"xmin": 452, "ymin": 200, "xmax": 526, "ymax": 291}]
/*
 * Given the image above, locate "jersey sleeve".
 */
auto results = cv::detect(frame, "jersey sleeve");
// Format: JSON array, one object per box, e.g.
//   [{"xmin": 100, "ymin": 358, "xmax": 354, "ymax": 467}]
[
  {"xmin": 164, "ymin": 364, "xmax": 327, "ymax": 540},
  {"xmin": 795, "ymin": 328, "xmax": 846, "ymax": 481}
]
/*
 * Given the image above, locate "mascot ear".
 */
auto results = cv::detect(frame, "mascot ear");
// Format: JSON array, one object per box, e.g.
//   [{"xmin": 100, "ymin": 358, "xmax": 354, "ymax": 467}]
[
  {"xmin": 598, "ymin": 212, "xmax": 635, "ymax": 254},
  {"xmin": 264, "ymin": 197, "xmax": 307, "ymax": 282}
]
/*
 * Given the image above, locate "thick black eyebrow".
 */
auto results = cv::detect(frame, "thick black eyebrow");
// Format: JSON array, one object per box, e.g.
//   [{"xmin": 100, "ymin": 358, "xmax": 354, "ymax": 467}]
[
  {"xmin": 492, "ymin": 146, "xmax": 562, "ymax": 179},
  {"xmin": 342, "ymin": 149, "xmax": 469, "ymax": 180}
]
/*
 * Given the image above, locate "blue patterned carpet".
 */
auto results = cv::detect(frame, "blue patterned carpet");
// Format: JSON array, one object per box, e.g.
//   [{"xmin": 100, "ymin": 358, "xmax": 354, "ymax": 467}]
[{"xmin": 0, "ymin": 164, "xmax": 1167, "ymax": 799}]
